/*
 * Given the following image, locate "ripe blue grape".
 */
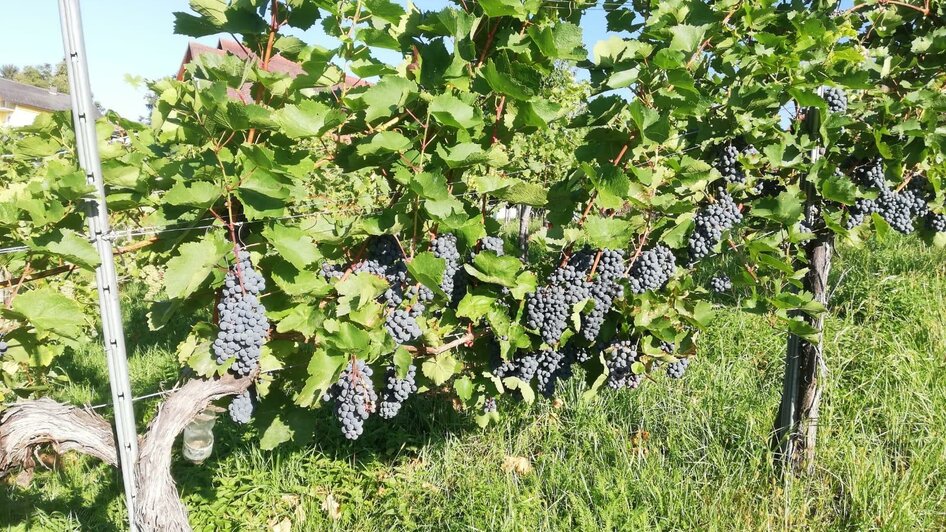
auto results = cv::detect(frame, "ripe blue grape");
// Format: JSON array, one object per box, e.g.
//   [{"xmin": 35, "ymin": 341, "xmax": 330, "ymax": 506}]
[
  {"xmin": 479, "ymin": 236, "xmax": 505, "ymax": 256},
  {"xmin": 751, "ymin": 179, "xmax": 785, "ymax": 198},
  {"xmin": 629, "ymin": 245, "xmax": 676, "ymax": 294},
  {"xmin": 483, "ymin": 397, "xmax": 497, "ymax": 413},
  {"xmin": 666, "ymin": 358, "xmax": 690, "ymax": 379},
  {"xmin": 492, "ymin": 353, "xmax": 539, "ymax": 383},
  {"xmin": 606, "ymin": 339, "xmax": 641, "ymax": 390},
  {"xmin": 853, "ymin": 159, "xmax": 886, "ymax": 191},
  {"xmin": 526, "ymin": 284, "xmax": 570, "ymax": 345},
  {"xmin": 320, "ymin": 262, "xmax": 343, "ymax": 279},
  {"xmin": 563, "ymin": 342, "xmax": 593, "ymax": 364},
  {"xmin": 353, "ymin": 235, "xmax": 409, "ymax": 308},
  {"xmin": 845, "ymin": 198, "xmax": 877, "ymax": 229},
  {"xmin": 535, "ymin": 349, "xmax": 566, "ymax": 398},
  {"xmin": 926, "ymin": 212, "xmax": 946, "ymax": 233},
  {"xmin": 709, "ymin": 275, "xmax": 731, "ymax": 293},
  {"xmin": 715, "ymin": 144, "xmax": 745, "ymax": 184},
  {"xmin": 214, "ymin": 250, "xmax": 269, "ymax": 376},
  {"xmin": 575, "ymin": 250, "xmax": 626, "ymax": 341},
  {"xmin": 688, "ymin": 189, "xmax": 742, "ymax": 263},
  {"xmin": 876, "ymin": 190, "xmax": 922, "ymax": 234},
  {"xmin": 378, "ymin": 364, "xmax": 417, "ymax": 419},
  {"xmin": 323, "ymin": 360, "xmax": 377, "ymax": 440},
  {"xmin": 228, "ymin": 390, "xmax": 254, "ymax": 424},
  {"xmin": 432, "ymin": 233, "xmax": 465, "ymax": 304},
  {"xmin": 385, "ymin": 308, "xmax": 421, "ymax": 344},
  {"xmin": 823, "ymin": 86, "xmax": 847, "ymax": 114},
  {"xmin": 405, "ymin": 284, "xmax": 434, "ymax": 302}
]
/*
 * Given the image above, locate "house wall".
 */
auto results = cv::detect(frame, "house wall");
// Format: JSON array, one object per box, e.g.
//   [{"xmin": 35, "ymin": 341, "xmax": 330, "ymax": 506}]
[{"xmin": 2, "ymin": 105, "xmax": 44, "ymax": 127}]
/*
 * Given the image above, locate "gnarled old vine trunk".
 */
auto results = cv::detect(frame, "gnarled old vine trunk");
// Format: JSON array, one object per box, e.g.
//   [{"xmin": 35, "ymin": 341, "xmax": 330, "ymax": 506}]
[
  {"xmin": 773, "ymin": 202, "xmax": 833, "ymax": 474},
  {"xmin": 0, "ymin": 373, "xmax": 252, "ymax": 531}
]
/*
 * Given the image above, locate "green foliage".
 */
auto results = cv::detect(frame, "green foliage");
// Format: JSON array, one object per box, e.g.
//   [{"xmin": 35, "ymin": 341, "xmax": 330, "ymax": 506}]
[
  {"xmin": 1, "ymin": 0, "xmax": 945, "ymax": 450},
  {"xmin": 0, "ymin": 61, "xmax": 70, "ymax": 93},
  {"xmin": 5, "ymin": 238, "xmax": 946, "ymax": 530}
]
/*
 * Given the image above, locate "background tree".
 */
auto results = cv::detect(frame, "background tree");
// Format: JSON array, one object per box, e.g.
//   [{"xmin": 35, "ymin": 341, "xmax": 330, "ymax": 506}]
[{"xmin": 0, "ymin": 60, "xmax": 70, "ymax": 93}]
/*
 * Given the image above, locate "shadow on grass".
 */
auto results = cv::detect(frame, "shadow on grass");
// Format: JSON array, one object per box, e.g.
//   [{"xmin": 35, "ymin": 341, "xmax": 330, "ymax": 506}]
[{"xmin": 0, "ymin": 466, "xmax": 122, "ymax": 531}]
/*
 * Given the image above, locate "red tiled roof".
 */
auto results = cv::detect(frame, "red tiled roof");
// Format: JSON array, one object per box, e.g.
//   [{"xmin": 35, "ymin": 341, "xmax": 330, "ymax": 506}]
[{"xmin": 177, "ymin": 39, "xmax": 366, "ymax": 92}]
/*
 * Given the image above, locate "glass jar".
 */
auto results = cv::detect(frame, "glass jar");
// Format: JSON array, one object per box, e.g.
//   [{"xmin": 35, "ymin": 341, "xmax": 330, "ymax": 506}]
[{"xmin": 182, "ymin": 408, "xmax": 217, "ymax": 464}]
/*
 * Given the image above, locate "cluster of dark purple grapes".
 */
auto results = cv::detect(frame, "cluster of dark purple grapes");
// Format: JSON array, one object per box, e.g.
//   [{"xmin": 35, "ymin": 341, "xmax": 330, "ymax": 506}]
[
  {"xmin": 575, "ymin": 250, "xmax": 626, "ymax": 341},
  {"xmin": 927, "ymin": 212, "xmax": 946, "ymax": 233},
  {"xmin": 548, "ymin": 264, "xmax": 593, "ymax": 305},
  {"xmin": 492, "ymin": 342, "xmax": 589, "ymax": 398},
  {"xmin": 852, "ymin": 159, "xmax": 886, "ymax": 191},
  {"xmin": 715, "ymin": 144, "xmax": 746, "ymax": 184},
  {"xmin": 823, "ymin": 86, "xmax": 848, "ymax": 114},
  {"xmin": 228, "ymin": 390, "xmax": 254, "ymax": 424},
  {"xmin": 378, "ymin": 364, "xmax": 417, "ymax": 419},
  {"xmin": 563, "ymin": 342, "xmax": 593, "ymax": 364},
  {"xmin": 482, "ymin": 397, "xmax": 497, "ymax": 413},
  {"xmin": 629, "ymin": 245, "xmax": 676, "ymax": 294},
  {"xmin": 606, "ymin": 339, "xmax": 642, "ymax": 390},
  {"xmin": 846, "ymin": 162, "xmax": 941, "ymax": 235},
  {"xmin": 845, "ymin": 198, "xmax": 877, "ymax": 229},
  {"xmin": 353, "ymin": 236, "xmax": 409, "ymax": 307},
  {"xmin": 493, "ymin": 352, "xmax": 540, "ymax": 382},
  {"xmin": 876, "ymin": 188, "xmax": 929, "ymax": 234},
  {"xmin": 534, "ymin": 349, "xmax": 567, "ymax": 397},
  {"xmin": 432, "ymin": 233, "xmax": 466, "ymax": 304},
  {"xmin": 323, "ymin": 360, "xmax": 377, "ymax": 440},
  {"xmin": 321, "ymin": 262, "xmax": 343, "ymax": 279},
  {"xmin": 751, "ymin": 179, "xmax": 785, "ymax": 197},
  {"xmin": 688, "ymin": 189, "xmax": 742, "ymax": 263},
  {"xmin": 213, "ymin": 250, "xmax": 269, "ymax": 376},
  {"xmin": 526, "ymin": 251, "xmax": 625, "ymax": 345},
  {"xmin": 384, "ymin": 308, "xmax": 421, "ymax": 344},
  {"xmin": 321, "ymin": 236, "xmax": 427, "ymax": 344},
  {"xmin": 405, "ymin": 284, "xmax": 434, "ymax": 302},
  {"xmin": 666, "ymin": 358, "xmax": 690, "ymax": 379},
  {"xmin": 709, "ymin": 275, "xmax": 732, "ymax": 293},
  {"xmin": 480, "ymin": 236, "xmax": 505, "ymax": 256},
  {"xmin": 525, "ymin": 285, "xmax": 570, "ymax": 345}
]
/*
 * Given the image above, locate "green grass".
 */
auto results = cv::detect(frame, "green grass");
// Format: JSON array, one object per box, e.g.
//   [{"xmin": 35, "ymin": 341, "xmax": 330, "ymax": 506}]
[{"xmin": 3, "ymin": 236, "xmax": 946, "ymax": 531}]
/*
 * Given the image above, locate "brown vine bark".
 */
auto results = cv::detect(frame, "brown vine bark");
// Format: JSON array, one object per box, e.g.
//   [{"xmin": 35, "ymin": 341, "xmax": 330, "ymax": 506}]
[
  {"xmin": 773, "ymin": 201, "xmax": 832, "ymax": 474},
  {"xmin": 0, "ymin": 398, "xmax": 118, "ymax": 476},
  {"xmin": 0, "ymin": 373, "xmax": 253, "ymax": 531},
  {"xmin": 134, "ymin": 372, "xmax": 254, "ymax": 531}
]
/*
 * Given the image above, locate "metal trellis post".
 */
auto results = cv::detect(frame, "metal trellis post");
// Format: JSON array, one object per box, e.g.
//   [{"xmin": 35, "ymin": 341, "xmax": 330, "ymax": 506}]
[{"xmin": 58, "ymin": 0, "xmax": 138, "ymax": 528}]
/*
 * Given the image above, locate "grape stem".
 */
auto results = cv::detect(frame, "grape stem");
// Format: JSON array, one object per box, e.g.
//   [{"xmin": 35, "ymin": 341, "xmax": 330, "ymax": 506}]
[
  {"xmin": 687, "ymin": 5, "xmax": 739, "ymax": 70},
  {"xmin": 726, "ymin": 237, "xmax": 758, "ymax": 282},
  {"xmin": 624, "ymin": 222, "xmax": 653, "ymax": 276},
  {"xmin": 4, "ymin": 263, "xmax": 32, "ymax": 309},
  {"xmin": 491, "ymin": 95, "xmax": 506, "ymax": 145},
  {"xmin": 561, "ymin": 143, "xmax": 630, "ymax": 268},
  {"xmin": 246, "ymin": 0, "xmax": 283, "ymax": 145},
  {"xmin": 476, "ymin": 20, "xmax": 501, "ymax": 67},
  {"xmin": 402, "ymin": 330, "xmax": 484, "ymax": 355}
]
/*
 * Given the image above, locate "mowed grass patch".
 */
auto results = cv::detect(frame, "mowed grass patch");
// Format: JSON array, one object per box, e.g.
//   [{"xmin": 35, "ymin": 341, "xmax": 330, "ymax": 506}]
[{"xmin": 2, "ymin": 237, "xmax": 945, "ymax": 531}]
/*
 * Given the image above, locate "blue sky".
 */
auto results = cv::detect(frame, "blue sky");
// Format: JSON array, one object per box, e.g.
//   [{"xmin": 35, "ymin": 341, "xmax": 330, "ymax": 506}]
[{"xmin": 1, "ymin": 1, "xmax": 609, "ymax": 119}]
